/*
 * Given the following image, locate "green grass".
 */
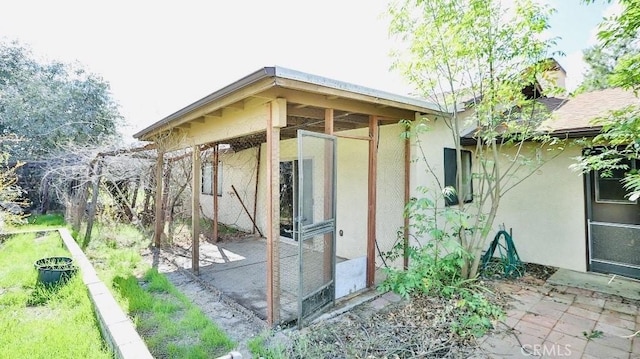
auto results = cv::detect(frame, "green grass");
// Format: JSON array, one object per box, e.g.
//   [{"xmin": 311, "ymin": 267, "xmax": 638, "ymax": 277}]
[
  {"xmin": 2, "ymin": 212, "xmax": 66, "ymax": 232},
  {"xmin": 247, "ymin": 332, "xmax": 287, "ymax": 359},
  {"xmin": 112, "ymin": 268, "xmax": 235, "ymax": 358},
  {"xmin": 82, "ymin": 220, "xmax": 235, "ymax": 358},
  {"xmin": 7, "ymin": 214, "xmax": 235, "ymax": 358},
  {"xmin": 0, "ymin": 231, "xmax": 112, "ymax": 359},
  {"xmin": 27, "ymin": 213, "xmax": 66, "ymax": 227}
]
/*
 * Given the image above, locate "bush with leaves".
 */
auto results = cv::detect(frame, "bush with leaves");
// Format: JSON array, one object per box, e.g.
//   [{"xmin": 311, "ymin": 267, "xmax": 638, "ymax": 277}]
[{"xmin": 380, "ymin": 185, "xmax": 503, "ymax": 337}]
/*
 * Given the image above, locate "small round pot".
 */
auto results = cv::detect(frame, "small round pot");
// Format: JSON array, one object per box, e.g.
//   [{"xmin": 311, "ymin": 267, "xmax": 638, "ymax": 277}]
[{"xmin": 34, "ymin": 257, "xmax": 78, "ymax": 286}]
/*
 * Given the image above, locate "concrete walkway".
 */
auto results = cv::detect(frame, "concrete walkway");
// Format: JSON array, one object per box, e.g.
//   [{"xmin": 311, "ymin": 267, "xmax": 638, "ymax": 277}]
[{"xmin": 480, "ymin": 275, "xmax": 640, "ymax": 358}]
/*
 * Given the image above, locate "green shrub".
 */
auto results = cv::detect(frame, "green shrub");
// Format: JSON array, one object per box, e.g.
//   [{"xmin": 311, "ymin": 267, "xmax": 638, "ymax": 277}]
[{"xmin": 380, "ymin": 187, "xmax": 504, "ymax": 337}]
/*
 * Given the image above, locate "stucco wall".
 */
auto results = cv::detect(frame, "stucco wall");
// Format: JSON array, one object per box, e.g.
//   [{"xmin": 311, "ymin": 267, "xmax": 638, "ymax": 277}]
[
  {"xmin": 200, "ymin": 146, "xmax": 261, "ymax": 233},
  {"xmin": 200, "ymin": 123, "xmax": 407, "ymax": 265},
  {"xmin": 412, "ymin": 117, "xmax": 588, "ymax": 272},
  {"xmin": 492, "ymin": 145, "xmax": 586, "ymax": 271},
  {"xmin": 335, "ymin": 131, "xmax": 368, "ymax": 260},
  {"xmin": 333, "ymin": 123, "xmax": 407, "ymax": 264}
]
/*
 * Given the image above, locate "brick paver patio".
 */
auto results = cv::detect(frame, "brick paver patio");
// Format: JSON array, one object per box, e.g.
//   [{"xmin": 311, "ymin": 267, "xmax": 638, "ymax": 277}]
[{"xmin": 480, "ymin": 281, "xmax": 640, "ymax": 358}]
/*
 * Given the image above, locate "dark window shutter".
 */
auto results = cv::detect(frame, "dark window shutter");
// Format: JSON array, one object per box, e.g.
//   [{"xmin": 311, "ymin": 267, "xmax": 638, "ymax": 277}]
[{"xmin": 444, "ymin": 148, "xmax": 458, "ymax": 206}]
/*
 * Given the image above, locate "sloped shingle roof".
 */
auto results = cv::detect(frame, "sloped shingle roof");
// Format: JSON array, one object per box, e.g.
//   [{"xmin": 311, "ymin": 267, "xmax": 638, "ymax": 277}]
[{"xmin": 540, "ymin": 88, "xmax": 640, "ymax": 133}]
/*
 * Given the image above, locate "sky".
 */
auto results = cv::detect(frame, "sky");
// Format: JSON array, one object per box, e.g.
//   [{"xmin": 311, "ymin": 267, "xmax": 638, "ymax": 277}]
[{"xmin": 0, "ymin": 0, "xmax": 613, "ymax": 139}]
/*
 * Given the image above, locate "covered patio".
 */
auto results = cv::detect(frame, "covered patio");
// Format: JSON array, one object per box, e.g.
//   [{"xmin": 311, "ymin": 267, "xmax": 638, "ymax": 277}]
[
  {"xmin": 134, "ymin": 66, "xmax": 442, "ymax": 326},
  {"xmin": 164, "ymin": 235, "xmax": 356, "ymax": 324}
]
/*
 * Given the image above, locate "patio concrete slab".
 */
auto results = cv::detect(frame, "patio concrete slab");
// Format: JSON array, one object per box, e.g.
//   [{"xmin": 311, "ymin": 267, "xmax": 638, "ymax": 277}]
[
  {"xmin": 168, "ymin": 236, "xmax": 351, "ymax": 325},
  {"xmin": 548, "ymin": 269, "xmax": 640, "ymax": 301}
]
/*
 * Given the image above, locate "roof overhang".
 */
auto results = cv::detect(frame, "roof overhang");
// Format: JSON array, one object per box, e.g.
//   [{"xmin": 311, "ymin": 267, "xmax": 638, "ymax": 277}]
[{"xmin": 134, "ymin": 66, "xmax": 445, "ymax": 141}]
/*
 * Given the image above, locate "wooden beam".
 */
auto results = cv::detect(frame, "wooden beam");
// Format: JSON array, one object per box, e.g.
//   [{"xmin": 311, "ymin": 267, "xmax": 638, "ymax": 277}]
[
  {"xmin": 287, "ymin": 106, "xmax": 325, "ymax": 120},
  {"xmin": 252, "ymin": 145, "xmax": 261, "ymax": 235},
  {"xmin": 334, "ymin": 112, "xmax": 353, "ymax": 119},
  {"xmin": 177, "ymin": 123, "xmax": 191, "ymax": 129},
  {"xmin": 205, "ymin": 109, "xmax": 223, "ymax": 118},
  {"xmin": 225, "ymin": 100, "xmax": 245, "ymax": 110},
  {"xmin": 213, "ymin": 144, "xmax": 219, "ymax": 243},
  {"xmin": 323, "ymin": 109, "xmax": 334, "ymax": 283},
  {"xmin": 333, "ymin": 134, "xmax": 371, "ymax": 141},
  {"xmin": 153, "ymin": 150, "xmax": 164, "ymax": 247},
  {"xmin": 193, "ymin": 117, "xmax": 206, "ymax": 123},
  {"xmin": 266, "ymin": 100, "xmax": 283, "ymax": 326},
  {"xmin": 366, "ymin": 115, "xmax": 378, "ymax": 287},
  {"xmin": 231, "ymin": 185, "xmax": 263, "ymax": 237},
  {"xmin": 404, "ymin": 124, "xmax": 411, "ymax": 270},
  {"xmin": 265, "ymin": 87, "xmax": 416, "ymax": 120},
  {"xmin": 192, "ymin": 146, "xmax": 201, "ymax": 275},
  {"xmin": 275, "ymin": 79, "xmax": 436, "ymax": 115}
]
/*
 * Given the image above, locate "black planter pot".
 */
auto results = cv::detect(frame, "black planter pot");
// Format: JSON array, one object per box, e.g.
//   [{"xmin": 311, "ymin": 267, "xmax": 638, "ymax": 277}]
[{"xmin": 34, "ymin": 257, "xmax": 78, "ymax": 286}]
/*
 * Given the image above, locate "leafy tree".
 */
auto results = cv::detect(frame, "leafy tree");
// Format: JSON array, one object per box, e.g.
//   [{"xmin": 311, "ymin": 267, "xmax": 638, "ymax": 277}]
[
  {"xmin": 576, "ymin": 0, "xmax": 640, "ymax": 201},
  {"xmin": 386, "ymin": 0, "xmax": 562, "ymax": 280},
  {"xmin": 583, "ymin": 0, "xmax": 640, "ymax": 90},
  {"xmin": 578, "ymin": 34, "xmax": 639, "ymax": 92},
  {"xmin": 0, "ymin": 41, "xmax": 122, "ymax": 160}
]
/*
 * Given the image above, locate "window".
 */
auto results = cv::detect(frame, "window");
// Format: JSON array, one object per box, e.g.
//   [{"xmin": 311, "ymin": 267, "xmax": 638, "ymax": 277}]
[
  {"xmin": 202, "ymin": 162, "xmax": 223, "ymax": 196},
  {"xmin": 595, "ymin": 158, "xmax": 636, "ymax": 204},
  {"xmin": 444, "ymin": 148, "xmax": 473, "ymax": 206}
]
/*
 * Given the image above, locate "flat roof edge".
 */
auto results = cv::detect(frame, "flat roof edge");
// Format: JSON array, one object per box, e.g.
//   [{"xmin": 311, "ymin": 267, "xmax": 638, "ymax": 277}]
[
  {"xmin": 272, "ymin": 66, "xmax": 443, "ymax": 114},
  {"xmin": 134, "ymin": 67, "xmax": 277, "ymax": 139}
]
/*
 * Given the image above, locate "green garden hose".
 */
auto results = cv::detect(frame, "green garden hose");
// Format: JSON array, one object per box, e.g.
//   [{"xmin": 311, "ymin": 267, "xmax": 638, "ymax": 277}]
[{"xmin": 480, "ymin": 229, "xmax": 525, "ymax": 278}]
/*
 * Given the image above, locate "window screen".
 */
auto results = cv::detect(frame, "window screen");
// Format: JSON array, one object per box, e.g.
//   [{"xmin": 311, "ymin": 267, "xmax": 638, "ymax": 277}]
[
  {"xmin": 595, "ymin": 159, "xmax": 636, "ymax": 204},
  {"xmin": 201, "ymin": 162, "xmax": 222, "ymax": 196}
]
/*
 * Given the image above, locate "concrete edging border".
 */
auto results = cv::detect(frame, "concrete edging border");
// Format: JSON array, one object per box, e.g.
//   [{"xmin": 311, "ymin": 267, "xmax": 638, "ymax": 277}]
[{"xmin": 56, "ymin": 228, "xmax": 154, "ymax": 359}]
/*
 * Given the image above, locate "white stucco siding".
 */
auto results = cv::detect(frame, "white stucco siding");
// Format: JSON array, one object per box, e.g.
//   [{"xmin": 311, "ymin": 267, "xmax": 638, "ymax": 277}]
[
  {"xmin": 410, "ymin": 117, "xmax": 456, "ymax": 201},
  {"xmin": 492, "ymin": 145, "xmax": 587, "ymax": 271},
  {"xmin": 409, "ymin": 116, "xmax": 458, "ymax": 249},
  {"xmin": 200, "ymin": 146, "xmax": 261, "ymax": 233},
  {"xmin": 375, "ymin": 124, "xmax": 409, "ymax": 267},
  {"xmin": 335, "ymin": 130, "xmax": 368, "ymax": 260},
  {"xmin": 412, "ymin": 118, "xmax": 587, "ymax": 272}
]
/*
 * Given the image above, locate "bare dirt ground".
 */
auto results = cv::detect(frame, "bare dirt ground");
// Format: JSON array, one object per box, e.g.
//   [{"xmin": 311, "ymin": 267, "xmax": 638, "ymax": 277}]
[{"xmin": 149, "ymin": 226, "xmax": 560, "ymax": 358}]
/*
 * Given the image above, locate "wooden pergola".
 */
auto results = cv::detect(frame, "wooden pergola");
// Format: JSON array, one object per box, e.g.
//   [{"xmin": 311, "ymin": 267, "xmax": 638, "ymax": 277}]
[{"xmin": 134, "ymin": 67, "xmax": 442, "ymax": 325}]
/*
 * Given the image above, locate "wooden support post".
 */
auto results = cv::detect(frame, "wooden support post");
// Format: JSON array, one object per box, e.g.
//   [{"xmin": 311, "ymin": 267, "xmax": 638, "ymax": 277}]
[
  {"xmin": 323, "ymin": 108, "xmax": 334, "ymax": 282},
  {"xmin": 213, "ymin": 144, "xmax": 219, "ymax": 243},
  {"xmin": 266, "ymin": 99, "xmax": 285, "ymax": 325},
  {"xmin": 252, "ymin": 146, "xmax": 261, "ymax": 235},
  {"xmin": 403, "ymin": 123, "xmax": 411, "ymax": 270},
  {"xmin": 366, "ymin": 115, "xmax": 378, "ymax": 287},
  {"xmin": 325, "ymin": 108, "xmax": 334, "ymax": 135},
  {"xmin": 153, "ymin": 150, "xmax": 164, "ymax": 247},
  {"xmin": 161, "ymin": 165, "xmax": 172, "ymax": 238},
  {"xmin": 192, "ymin": 146, "xmax": 201, "ymax": 275}
]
